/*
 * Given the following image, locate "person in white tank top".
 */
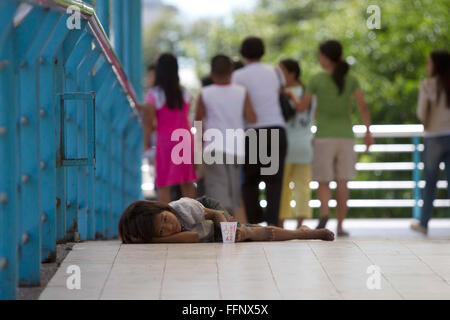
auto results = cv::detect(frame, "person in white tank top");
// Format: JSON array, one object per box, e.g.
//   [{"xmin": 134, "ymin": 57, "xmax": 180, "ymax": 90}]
[{"xmin": 195, "ymin": 54, "xmax": 256, "ymax": 217}]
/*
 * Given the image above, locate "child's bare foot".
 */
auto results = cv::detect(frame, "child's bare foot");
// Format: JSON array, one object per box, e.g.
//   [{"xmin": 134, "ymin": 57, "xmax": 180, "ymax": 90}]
[
  {"xmin": 317, "ymin": 228, "xmax": 335, "ymax": 241},
  {"xmin": 235, "ymin": 226, "xmax": 247, "ymax": 242}
]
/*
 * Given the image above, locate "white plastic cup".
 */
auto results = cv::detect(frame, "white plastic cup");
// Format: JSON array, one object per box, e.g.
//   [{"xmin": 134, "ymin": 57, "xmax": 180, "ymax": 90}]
[{"xmin": 220, "ymin": 222, "xmax": 238, "ymax": 244}]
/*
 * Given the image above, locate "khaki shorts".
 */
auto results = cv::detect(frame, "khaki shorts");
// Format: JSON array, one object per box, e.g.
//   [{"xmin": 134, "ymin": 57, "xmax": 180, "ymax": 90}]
[
  {"xmin": 203, "ymin": 152, "xmax": 242, "ymax": 212},
  {"xmin": 312, "ymin": 138, "xmax": 357, "ymax": 182}
]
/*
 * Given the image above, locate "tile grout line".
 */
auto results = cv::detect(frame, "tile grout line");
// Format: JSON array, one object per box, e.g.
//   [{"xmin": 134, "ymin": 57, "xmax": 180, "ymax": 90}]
[
  {"xmin": 352, "ymin": 240, "xmax": 405, "ymax": 300},
  {"xmin": 307, "ymin": 242, "xmax": 343, "ymax": 300},
  {"xmin": 158, "ymin": 245, "xmax": 169, "ymax": 300},
  {"xmin": 215, "ymin": 244, "xmax": 223, "ymax": 300},
  {"xmin": 401, "ymin": 241, "xmax": 450, "ymax": 286},
  {"xmin": 97, "ymin": 243, "xmax": 122, "ymax": 300},
  {"xmin": 262, "ymin": 245, "xmax": 282, "ymax": 299}
]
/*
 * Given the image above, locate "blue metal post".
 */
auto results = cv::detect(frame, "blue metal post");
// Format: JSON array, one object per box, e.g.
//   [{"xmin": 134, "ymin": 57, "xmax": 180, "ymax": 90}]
[
  {"xmin": 122, "ymin": 0, "xmax": 132, "ymax": 80},
  {"xmin": 413, "ymin": 136, "xmax": 421, "ymax": 219},
  {"xmin": 92, "ymin": 62, "xmax": 114, "ymax": 239},
  {"xmin": 55, "ymin": 49, "xmax": 67, "ymax": 243},
  {"xmin": 0, "ymin": 0, "xmax": 19, "ymax": 299},
  {"xmin": 96, "ymin": 0, "xmax": 111, "ymax": 37},
  {"xmin": 16, "ymin": 7, "xmax": 48, "ymax": 286},
  {"xmin": 39, "ymin": 14, "xmax": 72, "ymax": 244},
  {"xmin": 96, "ymin": 80, "xmax": 119, "ymax": 239},
  {"xmin": 63, "ymin": 29, "xmax": 90, "ymax": 241},
  {"xmin": 113, "ymin": 0, "xmax": 124, "ymax": 62},
  {"xmin": 78, "ymin": 49, "xmax": 100, "ymax": 240},
  {"xmin": 36, "ymin": 12, "xmax": 63, "ymax": 263},
  {"xmin": 132, "ymin": 0, "xmax": 143, "ymax": 100}
]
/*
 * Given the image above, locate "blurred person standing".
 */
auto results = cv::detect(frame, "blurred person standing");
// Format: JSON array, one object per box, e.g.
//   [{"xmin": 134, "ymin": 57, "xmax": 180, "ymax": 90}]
[{"xmin": 411, "ymin": 50, "xmax": 450, "ymax": 235}]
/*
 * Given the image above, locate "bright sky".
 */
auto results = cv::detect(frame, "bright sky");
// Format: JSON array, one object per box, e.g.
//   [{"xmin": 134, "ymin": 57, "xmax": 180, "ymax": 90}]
[{"xmin": 164, "ymin": 0, "xmax": 257, "ymax": 19}]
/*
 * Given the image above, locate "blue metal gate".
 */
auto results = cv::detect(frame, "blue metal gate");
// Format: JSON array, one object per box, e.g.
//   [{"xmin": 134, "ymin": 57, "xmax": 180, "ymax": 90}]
[{"xmin": 0, "ymin": 0, "xmax": 143, "ymax": 299}]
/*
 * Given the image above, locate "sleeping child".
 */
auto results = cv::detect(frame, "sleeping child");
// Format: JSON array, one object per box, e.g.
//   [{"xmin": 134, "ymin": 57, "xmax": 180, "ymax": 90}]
[{"xmin": 118, "ymin": 196, "xmax": 334, "ymax": 243}]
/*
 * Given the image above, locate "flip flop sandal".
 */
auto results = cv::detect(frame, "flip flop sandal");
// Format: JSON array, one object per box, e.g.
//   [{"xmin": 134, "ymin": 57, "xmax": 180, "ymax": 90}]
[{"xmin": 316, "ymin": 216, "xmax": 329, "ymax": 229}]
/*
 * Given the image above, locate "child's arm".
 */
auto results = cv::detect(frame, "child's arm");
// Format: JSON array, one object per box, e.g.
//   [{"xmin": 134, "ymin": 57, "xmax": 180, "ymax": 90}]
[
  {"xmin": 195, "ymin": 94, "xmax": 206, "ymax": 121},
  {"xmin": 204, "ymin": 207, "xmax": 228, "ymax": 225},
  {"xmin": 287, "ymin": 90, "xmax": 312, "ymax": 113},
  {"xmin": 243, "ymin": 93, "xmax": 257, "ymax": 123},
  {"xmin": 151, "ymin": 231, "xmax": 199, "ymax": 243},
  {"xmin": 353, "ymin": 89, "xmax": 374, "ymax": 150},
  {"xmin": 141, "ymin": 103, "xmax": 156, "ymax": 150}
]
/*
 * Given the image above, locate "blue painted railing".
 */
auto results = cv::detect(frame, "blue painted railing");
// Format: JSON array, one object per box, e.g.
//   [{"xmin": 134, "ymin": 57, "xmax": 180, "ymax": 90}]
[{"xmin": 0, "ymin": 0, "xmax": 143, "ymax": 299}]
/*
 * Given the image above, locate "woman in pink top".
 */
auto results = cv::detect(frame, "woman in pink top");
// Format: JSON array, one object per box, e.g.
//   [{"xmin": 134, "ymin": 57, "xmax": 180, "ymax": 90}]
[{"xmin": 140, "ymin": 53, "xmax": 197, "ymax": 203}]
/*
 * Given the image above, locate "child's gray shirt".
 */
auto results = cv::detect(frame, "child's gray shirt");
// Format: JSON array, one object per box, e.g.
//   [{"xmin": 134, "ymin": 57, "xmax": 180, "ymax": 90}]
[{"xmin": 168, "ymin": 198, "xmax": 214, "ymax": 242}]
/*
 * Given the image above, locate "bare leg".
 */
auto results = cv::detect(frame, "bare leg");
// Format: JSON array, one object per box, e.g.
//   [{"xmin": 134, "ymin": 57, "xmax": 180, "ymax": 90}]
[
  {"xmin": 236, "ymin": 225, "xmax": 334, "ymax": 242},
  {"xmin": 180, "ymin": 182, "xmax": 196, "ymax": 199},
  {"xmin": 317, "ymin": 182, "xmax": 331, "ymax": 218},
  {"xmin": 336, "ymin": 179, "xmax": 349, "ymax": 236},
  {"xmin": 296, "ymin": 218, "xmax": 304, "ymax": 229},
  {"xmin": 158, "ymin": 186, "xmax": 171, "ymax": 204},
  {"xmin": 317, "ymin": 182, "xmax": 331, "ymax": 228}
]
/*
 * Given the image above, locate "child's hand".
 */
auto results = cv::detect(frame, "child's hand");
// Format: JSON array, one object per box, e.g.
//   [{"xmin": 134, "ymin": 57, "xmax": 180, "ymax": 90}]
[
  {"xmin": 227, "ymin": 216, "xmax": 236, "ymax": 222},
  {"xmin": 215, "ymin": 212, "xmax": 228, "ymax": 224}
]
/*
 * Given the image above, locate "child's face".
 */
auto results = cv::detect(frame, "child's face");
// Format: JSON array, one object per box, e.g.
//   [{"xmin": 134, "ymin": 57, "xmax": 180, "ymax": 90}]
[
  {"xmin": 279, "ymin": 63, "xmax": 293, "ymax": 83},
  {"xmin": 319, "ymin": 53, "xmax": 331, "ymax": 70},
  {"xmin": 152, "ymin": 210, "xmax": 182, "ymax": 237}
]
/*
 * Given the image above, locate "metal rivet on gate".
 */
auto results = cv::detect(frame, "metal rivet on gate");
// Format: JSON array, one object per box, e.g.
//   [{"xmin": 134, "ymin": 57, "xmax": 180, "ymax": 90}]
[
  {"xmin": 0, "ymin": 60, "xmax": 8, "ymax": 71},
  {"xmin": 41, "ymin": 212, "xmax": 47, "ymax": 223},
  {"xmin": 40, "ymin": 109, "xmax": 46, "ymax": 117},
  {"xmin": 20, "ymin": 116, "xmax": 29, "ymax": 125},
  {"xmin": 0, "ymin": 127, "xmax": 6, "ymax": 136},
  {"xmin": 0, "ymin": 193, "xmax": 8, "ymax": 204},
  {"xmin": 67, "ymin": 201, "xmax": 71, "ymax": 208},
  {"xmin": 40, "ymin": 161, "xmax": 46, "ymax": 170},
  {"xmin": 85, "ymin": 169, "xmax": 89, "ymax": 176},
  {"xmin": 0, "ymin": 258, "xmax": 8, "ymax": 270},
  {"xmin": 39, "ymin": 57, "xmax": 44, "ymax": 64},
  {"xmin": 21, "ymin": 232, "xmax": 30, "ymax": 245},
  {"xmin": 56, "ymin": 197, "xmax": 61, "ymax": 208},
  {"xmin": 86, "ymin": 207, "xmax": 90, "ymax": 213},
  {"xmin": 65, "ymin": 114, "xmax": 71, "ymax": 121},
  {"xmin": 21, "ymin": 174, "xmax": 30, "ymax": 184}
]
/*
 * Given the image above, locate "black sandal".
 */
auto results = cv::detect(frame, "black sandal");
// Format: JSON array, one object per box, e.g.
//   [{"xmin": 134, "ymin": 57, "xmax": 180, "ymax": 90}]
[{"xmin": 316, "ymin": 216, "xmax": 329, "ymax": 229}]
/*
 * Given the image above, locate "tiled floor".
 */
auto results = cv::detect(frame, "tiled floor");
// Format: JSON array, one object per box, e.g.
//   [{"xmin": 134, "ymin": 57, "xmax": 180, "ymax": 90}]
[{"xmin": 39, "ymin": 219, "xmax": 450, "ymax": 300}]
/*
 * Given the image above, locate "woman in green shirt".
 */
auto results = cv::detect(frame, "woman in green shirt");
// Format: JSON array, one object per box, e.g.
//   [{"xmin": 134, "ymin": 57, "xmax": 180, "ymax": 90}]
[{"xmin": 289, "ymin": 40, "xmax": 374, "ymax": 236}]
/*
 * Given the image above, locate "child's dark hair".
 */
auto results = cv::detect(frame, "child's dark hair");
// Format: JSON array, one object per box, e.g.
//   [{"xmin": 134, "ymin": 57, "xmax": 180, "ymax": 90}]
[
  {"xmin": 155, "ymin": 53, "xmax": 183, "ymax": 110},
  {"xmin": 280, "ymin": 58, "xmax": 303, "ymax": 85},
  {"xmin": 211, "ymin": 54, "xmax": 233, "ymax": 77},
  {"xmin": 430, "ymin": 49, "xmax": 450, "ymax": 109},
  {"xmin": 232, "ymin": 59, "xmax": 244, "ymax": 71},
  {"xmin": 319, "ymin": 40, "xmax": 349, "ymax": 95},
  {"xmin": 201, "ymin": 76, "xmax": 213, "ymax": 87},
  {"xmin": 118, "ymin": 200, "xmax": 178, "ymax": 243},
  {"xmin": 240, "ymin": 36, "xmax": 265, "ymax": 60}
]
